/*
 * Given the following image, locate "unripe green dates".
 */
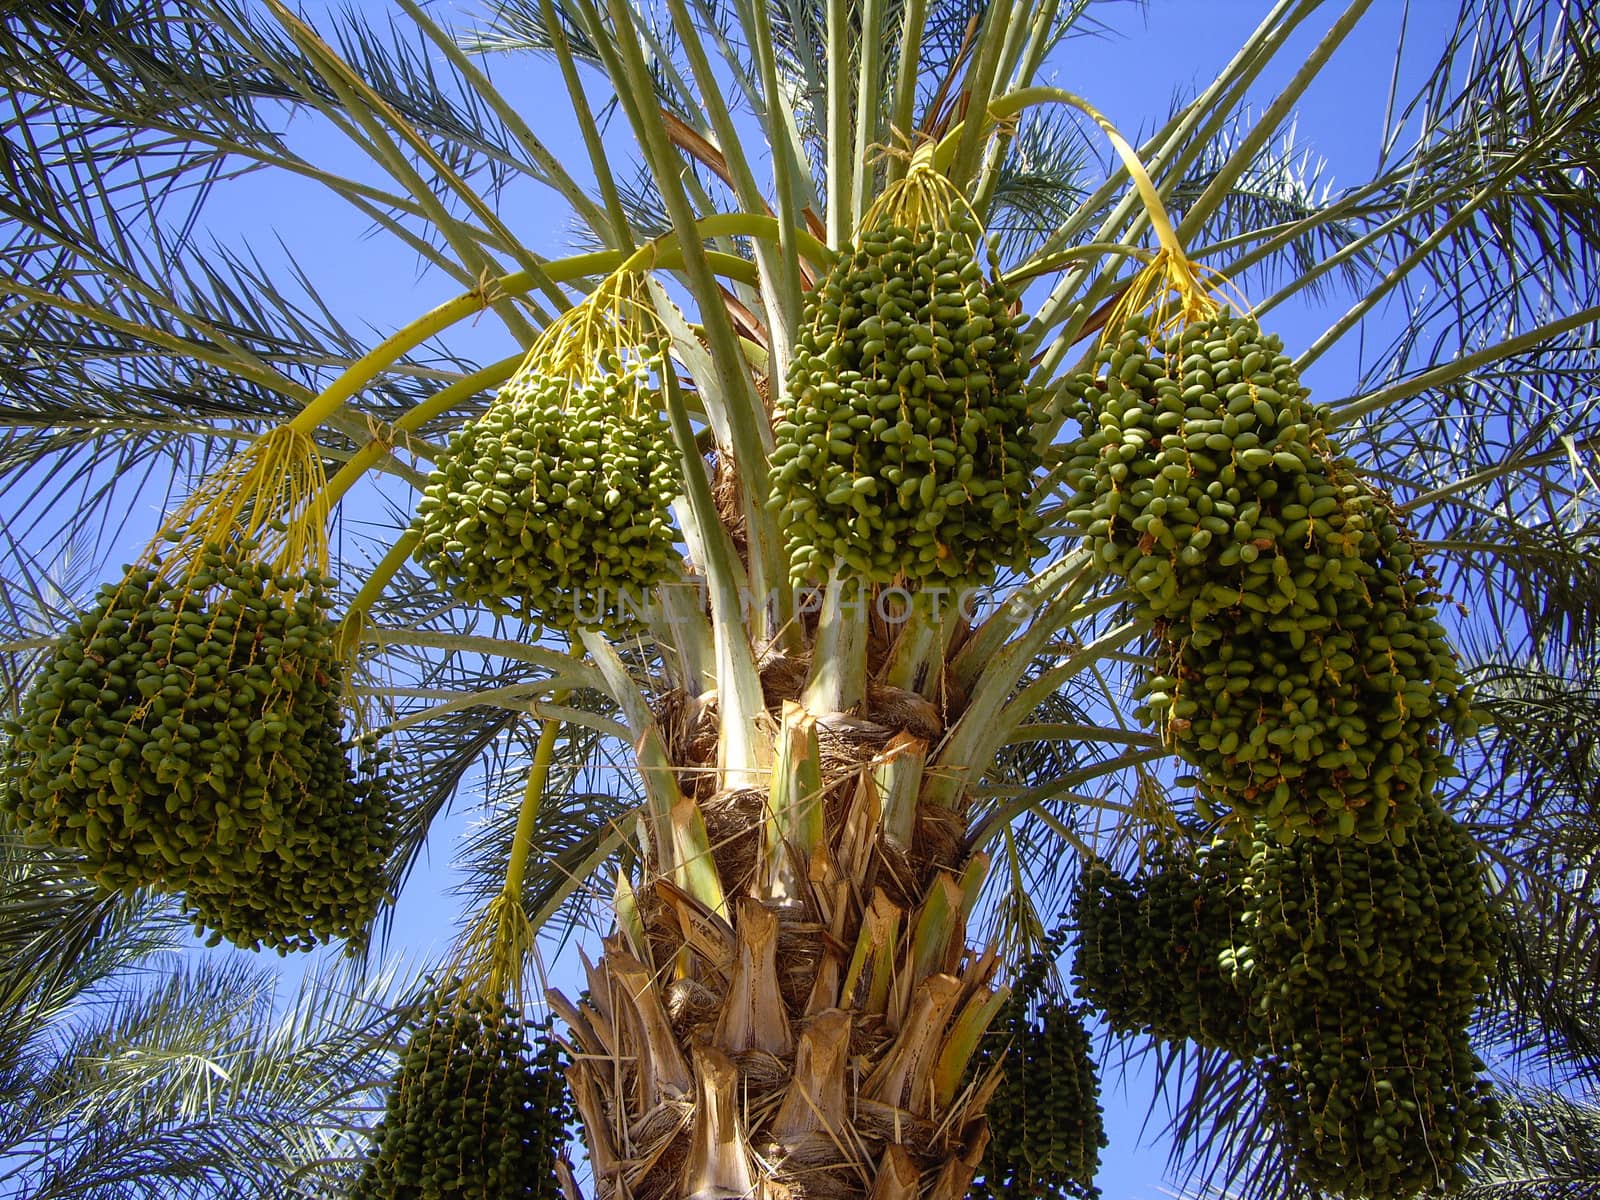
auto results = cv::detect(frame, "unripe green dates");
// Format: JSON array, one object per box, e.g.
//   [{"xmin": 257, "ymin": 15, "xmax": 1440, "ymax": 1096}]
[
  {"xmin": 1239, "ymin": 803, "xmax": 1500, "ymax": 1198},
  {"xmin": 412, "ymin": 353, "xmax": 680, "ymax": 632},
  {"xmin": 1071, "ymin": 803, "xmax": 1498, "ymax": 1199},
  {"xmin": 1070, "ymin": 844, "xmax": 1258, "ymax": 1054},
  {"xmin": 0, "ymin": 544, "xmax": 394, "ymax": 953},
  {"xmin": 972, "ymin": 930, "xmax": 1105, "ymax": 1200},
  {"xmin": 1060, "ymin": 313, "xmax": 1473, "ymax": 843},
  {"xmin": 352, "ymin": 987, "xmax": 576, "ymax": 1200},
  {"xmin": 772, "ymin": 223, "xmax": 1046, "ymax": 587}
]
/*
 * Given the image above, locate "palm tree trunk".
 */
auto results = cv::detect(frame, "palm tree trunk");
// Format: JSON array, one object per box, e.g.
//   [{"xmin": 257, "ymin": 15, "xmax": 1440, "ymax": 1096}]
[{"xmin": 550, "ymin": 627, "xmax": 1003, "ymax": 1200}]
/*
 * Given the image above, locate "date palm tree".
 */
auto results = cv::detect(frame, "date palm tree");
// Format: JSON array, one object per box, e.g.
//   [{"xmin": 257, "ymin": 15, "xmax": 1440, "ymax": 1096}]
[
  {"xmin": 1177, "ymin": 1090, "xmax": 1600, "ymax": 1200},
  {"xmin": 1459, "ymin": 1090, "xmax": 1600, "ymax": 1200},
  {"xmin": 2, "ymin": 1, "xmax": 1598, "ymax": 1198},
  {"xmin": 0, "ymin": 811, "xmax": 407, "ymax": 1199}
]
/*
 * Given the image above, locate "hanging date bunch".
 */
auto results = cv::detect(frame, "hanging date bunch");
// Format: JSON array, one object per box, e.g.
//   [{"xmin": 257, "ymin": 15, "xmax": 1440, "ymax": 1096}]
[
  {"xmin": 1225, "ymin": 801, "xmax": 1500, "ymax": 1197},
  {"xmin": 1, "ymin": 430, "xmax": 395, "ymax": 954},
  {"xmin": 352, "ymin": 984, "xmax": 575, "ymax": 1200},
  {"xmin": 412, "ymin": 267, "xmax": 680, "ymax": 631},
  {"xmin": 1070, "ymin": 840, "xmax": 1257, "ymax": 1055},
  {"xmin": 770, "ymin": 144, "xmax": 1047, "ymax": 586},
  {"xmin": 356, "ymin": 775, "xmax": 575, "ymax": 1200},
  {"xmin": 1069, "ymin": 808, "xmax": 1500, "ymax": 1198},
  {"xmin": 971, "ymin": 925, "xmax": 1106, "ymax": 1200},
  {"xmin": 1061, "ymin": 270, "xmax": 1473, "ymax": 842}
]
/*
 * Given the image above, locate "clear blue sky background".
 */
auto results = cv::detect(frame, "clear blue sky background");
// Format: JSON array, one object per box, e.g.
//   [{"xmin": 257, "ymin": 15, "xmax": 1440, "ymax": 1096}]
[{"xmin": 55, "ymin": 1, "xmax": 1472, "ymax": 1196}]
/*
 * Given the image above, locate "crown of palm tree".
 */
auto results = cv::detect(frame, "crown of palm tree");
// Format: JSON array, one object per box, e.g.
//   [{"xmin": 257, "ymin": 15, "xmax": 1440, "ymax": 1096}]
[{"xmin": 2, "ymin": 1, "xmax": 1598, "ymax": 1198}]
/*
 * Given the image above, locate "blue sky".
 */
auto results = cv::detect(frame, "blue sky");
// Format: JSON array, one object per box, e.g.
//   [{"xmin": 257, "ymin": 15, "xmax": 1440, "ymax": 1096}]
[{"xmin": 30, "ymin": 1, "xmax": 1479, "ymax": 1196}]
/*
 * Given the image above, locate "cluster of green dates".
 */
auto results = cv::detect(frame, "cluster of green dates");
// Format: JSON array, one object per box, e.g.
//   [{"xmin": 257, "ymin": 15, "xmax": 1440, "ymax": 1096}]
[
  {"xmin": 353, "ymin": 989, "xmax": 575, "ymax": 1200},
  {"xmin": 973, "ymin": 927, "xmax": 1105, "ymax": 1200},
  {"xmin": 1070, "ymin": 801, "xmax": 1498, "ymax": 1198},
  {"xmin": 1062, "ymin": 313, "xmax": 1473, "ymax": 842},
  {"xmin": 1070, "ymin": 845, "xmax": 1256, "ymax": 1054},
  {"xmin": 413, "ymin": 352, "xmax": 680, "ymax": 631},
  {"xmin": 0, "ymin": 545, "xmax": 394, "ymax": 953},
  {"xmin": 1236, "ymin": 801, "xmax": 1500, "ymax": 1198},
  {"xmin": 770, "ymin": 219, "xmax": 1046, "ymax": 586}
]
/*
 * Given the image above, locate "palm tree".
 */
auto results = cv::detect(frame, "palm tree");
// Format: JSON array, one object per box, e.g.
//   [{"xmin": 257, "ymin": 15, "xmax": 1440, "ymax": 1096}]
[
  {"xmin": 1, "ymin": 1, "xmax": 1598, "ymax": 1198},
  {"xmin": 0, "ymin": 814, "xmax": 407, "ymax": 1199},
  {"xmin": 1459, "ymin": 1089, "xmax": 1600, "ymax": 1200},
  {"xmin": 1173, "ymin": 1090, "xmax": 1600, "ymax": 1200}
]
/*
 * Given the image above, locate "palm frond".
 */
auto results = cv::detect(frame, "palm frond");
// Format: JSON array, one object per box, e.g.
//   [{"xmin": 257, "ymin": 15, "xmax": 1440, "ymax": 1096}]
[
  {"xmin": 1459, "ymin": 1089, "xmax": 1600, "ymax": 1200},
  {"xmin": 1382, "ymin": 2, "xmax": 1600, "ymax": 332},
  {"xmin": 1174, "ymin": 111, "xmax": 1374, "ymax": 300},
  {"xmin": 7, "ymin": 956, "xmax": 402, "ymax": 1200},
  {"xmin": 987, "ymin": 108, "xmax": 1094, "ymax": 267},
  {"xmin": 1460, "ymin": 660, "xmax": 1600, "ymax": 1083},
  {"xmin": 1290, "ymin": 0, "xmax": 1600, "ymax": 386},
  {"xmin": 468, "ymin": 0, "xmax": 695, "ymax": 120},
  {"xmin": 0, "ymin": 805, "xmax": 411, "ymax": 1198},
  {"xmin": 1141, "ymin": 1038, "xmax": 1310, "ymax": 1200},
  {"xmin": 1337, "ymin": 315, "xmax": 1600, "ymax": 670}
]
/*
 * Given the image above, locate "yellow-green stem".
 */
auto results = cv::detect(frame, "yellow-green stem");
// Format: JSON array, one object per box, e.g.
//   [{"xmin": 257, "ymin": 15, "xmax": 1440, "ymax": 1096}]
[
  {"xmin": 320, "ymin": 354, "xmax": 524, "ymax": 506},
  {"xmin": 885, "ymin": 0, "xmax": 929, "ymax": 187},
  {"xmin": 1002, "ymin": 242, "xmax": 1156, "ymax": 288},
  {"xmin": 339, "ymin": 530, "xmax": 421, "ymax": 629},
  {"xmin": 285, "ymin": 260, "xmax": 596, "ymax": 436},
  {"xmin": 696, "ymin": 211, "xmax": 836, "ymax": 269},
  {"xmin": 287, "ymin": 222, "xmax": 790, "ymax": 440},
  {"xmin": 505, "ymin": 711, "xmax": 567, "ymax": 898},
  {"xmin": 500, "ymin": 644, "xmax": 587, "ymax": 932},
  {"xmin": 935, "ymin": 86, "xmax": 1195, "ymax": 272}
]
